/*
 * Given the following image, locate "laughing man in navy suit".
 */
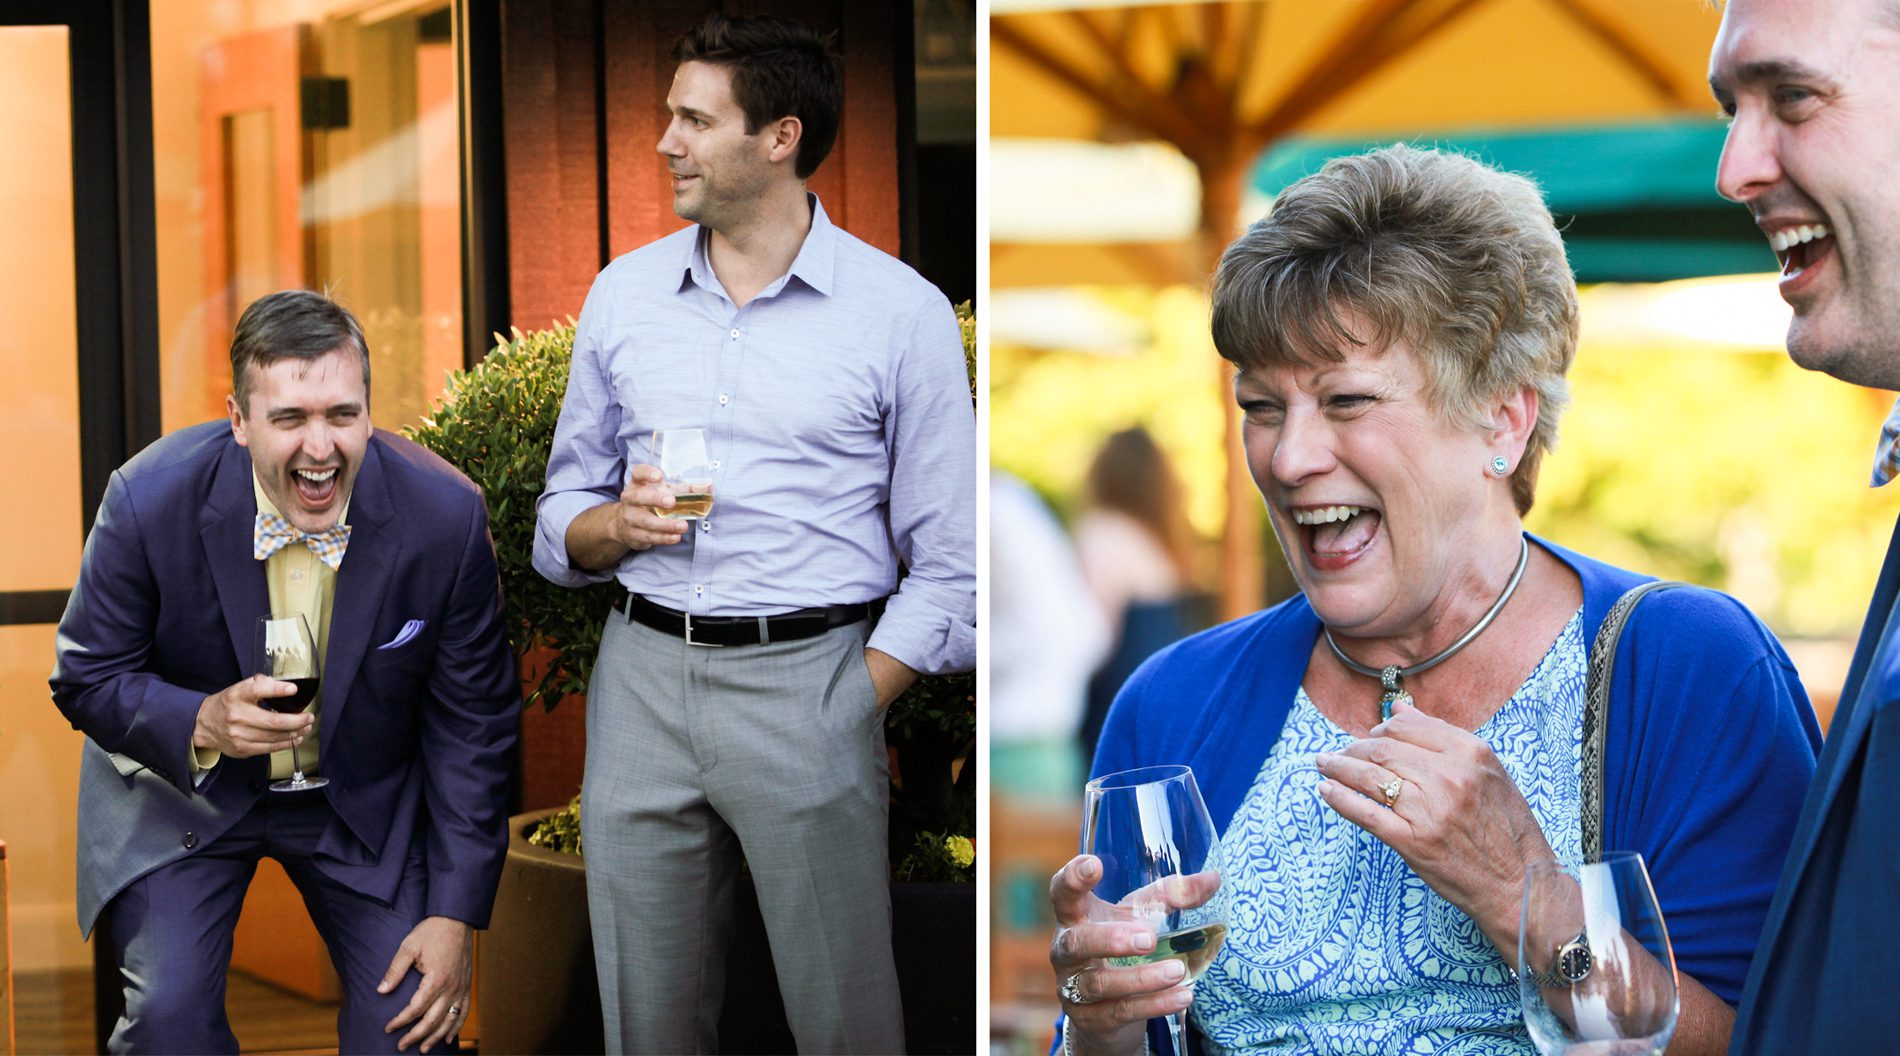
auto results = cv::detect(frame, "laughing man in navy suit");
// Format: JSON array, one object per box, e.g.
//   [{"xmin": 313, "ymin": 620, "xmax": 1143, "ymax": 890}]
[
  {"xmin": 51, "ymin": 291, "xmax": 520, "ymax": 1054},
  {"xmin": 1712, "ymin": 0, "xmax": 1900, "ymax": 1047}
]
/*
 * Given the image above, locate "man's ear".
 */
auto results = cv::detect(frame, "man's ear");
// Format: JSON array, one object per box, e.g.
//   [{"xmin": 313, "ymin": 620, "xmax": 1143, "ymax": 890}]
[
  {"xmin": 228, "ymin": 393, "xmax": 250, "ymax": 448},
  {"xmin": 764, "ymin": 115, "xmax": 803, "ymax": 166}
]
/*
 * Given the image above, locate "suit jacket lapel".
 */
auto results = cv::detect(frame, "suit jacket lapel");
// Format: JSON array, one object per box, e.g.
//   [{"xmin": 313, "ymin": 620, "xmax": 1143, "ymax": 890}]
[
  {"xmin": 321, "ymin": 436, "xmax": 398, "ymax": 751},
  {"xmin": 203, "ymin": 437, "xmax": 268, "ymax": 675}
]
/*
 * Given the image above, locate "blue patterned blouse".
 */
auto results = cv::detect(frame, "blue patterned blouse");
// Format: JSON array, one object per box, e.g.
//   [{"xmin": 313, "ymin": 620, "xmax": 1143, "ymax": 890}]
[{"xmin": 1193, "ymin": 609, "xmax": 1587, "ymax": 1055}]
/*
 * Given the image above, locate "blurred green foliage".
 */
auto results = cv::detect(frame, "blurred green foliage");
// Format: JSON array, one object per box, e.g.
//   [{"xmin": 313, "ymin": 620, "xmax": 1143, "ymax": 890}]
[{"xmin": 992, "ymin": 285, "xmax": 1897, "ymax": 638}]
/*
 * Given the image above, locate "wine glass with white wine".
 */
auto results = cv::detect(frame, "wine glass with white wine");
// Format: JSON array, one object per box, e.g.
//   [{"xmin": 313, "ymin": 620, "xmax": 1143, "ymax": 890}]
[
  {"xmin": 647, "ymin": 428, "xmax": 714, "ymax": 520},
  {"xmin": 1082, "ymin": 764, "xmax": 1230, "ymax": 1056}
]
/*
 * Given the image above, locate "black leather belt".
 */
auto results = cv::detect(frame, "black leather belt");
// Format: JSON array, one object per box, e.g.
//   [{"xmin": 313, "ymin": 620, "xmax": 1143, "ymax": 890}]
[{"xmin": 616, "ymin": 591, "xmax": 883, "ymax": 647}]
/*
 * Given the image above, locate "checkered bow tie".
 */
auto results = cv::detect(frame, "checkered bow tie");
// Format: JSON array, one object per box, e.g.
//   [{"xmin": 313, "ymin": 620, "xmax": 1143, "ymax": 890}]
[
  {"xmin": 1874, "ymin": 396, "xmax": 1900, "ymax": 487},
  {"xmin": 254, "ymin": 511, "xmax": 351, "ymax": 571}
]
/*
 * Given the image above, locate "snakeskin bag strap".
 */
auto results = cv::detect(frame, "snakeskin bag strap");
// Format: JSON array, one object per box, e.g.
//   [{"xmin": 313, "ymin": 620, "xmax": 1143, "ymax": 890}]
[{"xmin": 1580, "ymin": 580, "xmax": 1685, "ymax": 860}]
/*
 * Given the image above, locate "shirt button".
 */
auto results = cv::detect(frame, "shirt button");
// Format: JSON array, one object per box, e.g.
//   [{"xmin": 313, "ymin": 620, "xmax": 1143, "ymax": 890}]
[
  {"xmin": 710, "ymin": 459, "xmax": 721, "ymax": 469},
  {"xmin": 700, "ymin": 520, "xmax": 711, "ymax": 531},
  {"xmin": 183, "ymin": 832, "xmax": 198, "ymax": 850},
  {"xmin": 729, "ymin": 328, "xmax": 740, "ymax": 339},
  {"xmin": 718, "ymin": 394, "xmax": 730, "ymax": 405},
  {"xmin": 694, "ymin": 584, "xmax": 705, "ymax": 595}
]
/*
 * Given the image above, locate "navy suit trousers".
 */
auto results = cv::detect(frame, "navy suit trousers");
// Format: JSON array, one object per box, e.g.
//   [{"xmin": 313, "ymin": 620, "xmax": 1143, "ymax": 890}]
[{"xmin": 99, "ymin": 789, "xmax": 442, "ymax": 1055}]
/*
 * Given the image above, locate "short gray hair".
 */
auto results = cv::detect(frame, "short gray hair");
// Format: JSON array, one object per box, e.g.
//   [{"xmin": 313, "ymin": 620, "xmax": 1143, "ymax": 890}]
[{"xmin": 1210, "ymin": 144, "xmax": 1578, "ymax": 515}]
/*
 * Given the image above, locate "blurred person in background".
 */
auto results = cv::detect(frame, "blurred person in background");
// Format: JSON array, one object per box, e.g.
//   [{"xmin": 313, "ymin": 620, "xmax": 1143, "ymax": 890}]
[
  {"xmin": 1712, "ymin": 0, "xmax": 1900, "ymax": 1046},
  {"xmin": 1074, "ymin": 427, "xmax": 1205, "ymax": 758},
  {"xmin": 992, "ymin": 469, "xmax": 1111, "ymax": 801},
  {"xmin": 1044, "ymin": 145, "xmax": 1820, "ymax": 1056}
]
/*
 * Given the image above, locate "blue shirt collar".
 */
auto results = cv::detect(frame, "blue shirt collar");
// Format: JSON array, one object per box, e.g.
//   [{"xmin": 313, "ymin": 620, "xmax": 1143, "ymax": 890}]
[{"xmin": 678, "ymin": 192, "xmax": 837, "ymax": 300}]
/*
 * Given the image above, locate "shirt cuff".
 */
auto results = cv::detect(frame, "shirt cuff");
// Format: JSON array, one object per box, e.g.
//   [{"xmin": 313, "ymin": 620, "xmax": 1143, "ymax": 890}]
[
  {"xmin": 189, "ymin": 743, "xmax": 221, "ymax": 777},
  {"xmin": 867, "ymin": 602, "xmax": 975, "ymax": 676},
  {"xmin": 533, "ymin": 491, "xmax": 623, "ymax": 587}
]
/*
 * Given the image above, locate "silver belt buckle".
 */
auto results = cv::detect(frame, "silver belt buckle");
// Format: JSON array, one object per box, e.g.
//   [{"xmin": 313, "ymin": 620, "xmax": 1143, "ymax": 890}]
[{"xmin": 683, "ymin": 613, "xmax": 725, "ymax": 648}]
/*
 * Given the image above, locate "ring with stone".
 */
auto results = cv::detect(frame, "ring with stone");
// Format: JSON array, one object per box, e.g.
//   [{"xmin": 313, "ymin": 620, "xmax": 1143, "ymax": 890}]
[
  {"xmin": 1379, "ymin": 777, "xmax": 1403, "ymax": 808},
  {"xmin": 1060, "ymin": 970, "xmax": 1092, "ymax": 1005}
]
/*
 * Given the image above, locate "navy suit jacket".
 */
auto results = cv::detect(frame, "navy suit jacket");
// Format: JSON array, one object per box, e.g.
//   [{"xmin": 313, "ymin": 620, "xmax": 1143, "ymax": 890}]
[
  {"xmin": 51, "ymin": 421, "xmax": 520, "ymax": 937},
  {"xmin": 1732, "ymin": 515, "xmax": 1900, "ymax": 1050}
]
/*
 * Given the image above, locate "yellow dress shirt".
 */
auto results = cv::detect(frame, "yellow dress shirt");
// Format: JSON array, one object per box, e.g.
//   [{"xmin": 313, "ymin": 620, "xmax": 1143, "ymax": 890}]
[{"xmin": 189, "ymin": 474, "xmax": 345, "ymax": 780}]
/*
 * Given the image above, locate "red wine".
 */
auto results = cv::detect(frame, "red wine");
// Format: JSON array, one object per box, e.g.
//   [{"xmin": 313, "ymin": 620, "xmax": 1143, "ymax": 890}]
[{"xmin": 262, "ymin": 677, "xmax": 320, "ymax": 713}]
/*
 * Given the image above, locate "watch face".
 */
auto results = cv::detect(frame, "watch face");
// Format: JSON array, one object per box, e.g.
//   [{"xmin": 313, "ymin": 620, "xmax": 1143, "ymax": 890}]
[{"xmin": 1558, "ymin": 939, "xmax": 1593, "ymax": 983}]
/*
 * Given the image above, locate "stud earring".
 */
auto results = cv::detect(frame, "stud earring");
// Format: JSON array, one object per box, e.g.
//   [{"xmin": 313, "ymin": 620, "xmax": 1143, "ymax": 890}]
[{"xmin": 1490, "ymin": 455, "xmax": 1510, "ymax": 476}]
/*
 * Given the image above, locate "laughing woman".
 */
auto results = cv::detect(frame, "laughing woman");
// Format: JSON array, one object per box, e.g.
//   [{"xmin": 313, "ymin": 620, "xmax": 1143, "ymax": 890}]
[{"xmin": 1046, "ymin": 145, "xmax": 1821, "ymax": 1056}]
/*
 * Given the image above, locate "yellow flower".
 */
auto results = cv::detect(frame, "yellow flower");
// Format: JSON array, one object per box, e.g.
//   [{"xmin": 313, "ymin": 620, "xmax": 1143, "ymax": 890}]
[{"xmin": 945, "ymin": 834, "xmax": 975, "ymax": 868}]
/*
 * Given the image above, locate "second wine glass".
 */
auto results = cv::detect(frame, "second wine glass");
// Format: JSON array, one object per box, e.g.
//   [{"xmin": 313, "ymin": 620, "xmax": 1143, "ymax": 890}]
[
  {"xmin": 1082, "ymin": 764, "xmax": 1230, "ymax": 1056},
  {"xmin": 1518, "ymin": 851, "xmax": 1677, "ymax": 1055},
  {"xmin": 253, "ymin": 613, "xmax": 327, "ymax": 792}
]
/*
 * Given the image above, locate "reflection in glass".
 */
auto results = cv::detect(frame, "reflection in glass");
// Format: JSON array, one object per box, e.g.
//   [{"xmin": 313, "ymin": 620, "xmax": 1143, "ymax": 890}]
[{"xmin": 156, "ymin": 3, "xmax": 463, "ymax": 433}]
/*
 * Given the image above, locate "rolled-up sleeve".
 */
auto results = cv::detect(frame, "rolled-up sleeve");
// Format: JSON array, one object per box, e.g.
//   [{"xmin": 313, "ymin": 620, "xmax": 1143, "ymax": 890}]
[
  {"xmin": 534, "ymin": 272, "xmax": 627, "ymax": 588},
  {"xmin": 867, "ymin": 294, "xmax": 976, "ymax": 674}
]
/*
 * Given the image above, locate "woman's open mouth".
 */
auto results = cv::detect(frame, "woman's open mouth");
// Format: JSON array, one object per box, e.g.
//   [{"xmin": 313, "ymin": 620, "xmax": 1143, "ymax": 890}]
[{"xmin": 1291, "ymin": 505, "xmax": 1381, "ymax": 571}]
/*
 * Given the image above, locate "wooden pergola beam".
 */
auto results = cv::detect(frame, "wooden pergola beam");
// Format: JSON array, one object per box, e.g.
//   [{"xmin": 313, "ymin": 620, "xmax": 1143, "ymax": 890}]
[
  {"xmin": 992, "ymin": 15, "xmax": 1203, "ymax": 149},
  {"xmin": 1242, "ymin": 0, "xmax": 1487, "ymax": 152},
  {"xmin": 1546, "ymin": 0, "xmax": 1704, "ymax": 109}
]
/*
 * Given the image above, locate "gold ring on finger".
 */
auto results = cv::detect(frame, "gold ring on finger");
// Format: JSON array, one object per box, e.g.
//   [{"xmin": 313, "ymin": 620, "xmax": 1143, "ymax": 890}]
[{"xmin": 1380, "ymin": 777, "xmax": 1402, "ymax": 808}]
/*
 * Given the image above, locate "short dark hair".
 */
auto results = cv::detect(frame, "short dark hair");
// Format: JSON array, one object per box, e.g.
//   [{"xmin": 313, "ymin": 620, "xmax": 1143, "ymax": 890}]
[
  {"xmin": 230, "ymin": 290, "xmax": 371, "ymax": 414},
  {"xmin": 673, "ymin": 12, "xmax": 842, "ymax": 179}
]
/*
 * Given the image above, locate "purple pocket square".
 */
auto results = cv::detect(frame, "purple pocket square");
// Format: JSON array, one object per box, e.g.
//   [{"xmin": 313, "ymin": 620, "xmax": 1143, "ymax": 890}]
[{"xmin": 377, "ymin": 619, "xmax": 425, "ymax": 651}]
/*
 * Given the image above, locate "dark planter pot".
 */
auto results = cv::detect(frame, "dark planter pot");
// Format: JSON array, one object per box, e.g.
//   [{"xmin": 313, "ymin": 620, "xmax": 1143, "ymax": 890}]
[
  {"xmin": 476, "ymin": 809, "xmax": 602, "ymax": 1056},
  {"xmin": 479, "ymin": 811, "xmax": 974, "ymax": 1055},
  {"xmin": 720, "ymin": 876, "xmax": 977, "ymax": 1055},
  {"xmin": 892, "ymin": 880, "xmax": 979, "ymax": 1055}
]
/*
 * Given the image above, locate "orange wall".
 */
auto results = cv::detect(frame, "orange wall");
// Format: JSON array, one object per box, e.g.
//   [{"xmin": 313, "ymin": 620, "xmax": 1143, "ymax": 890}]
[{"xmin": 0, "ymin": 27, "xmax": 90, "ymax": 974}]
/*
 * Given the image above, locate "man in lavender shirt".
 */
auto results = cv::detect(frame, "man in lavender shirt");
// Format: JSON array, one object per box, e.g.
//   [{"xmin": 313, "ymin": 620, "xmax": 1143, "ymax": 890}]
[{"xmin": 532, "ymin": 12, "xmax": 974, "ymax": 1054}]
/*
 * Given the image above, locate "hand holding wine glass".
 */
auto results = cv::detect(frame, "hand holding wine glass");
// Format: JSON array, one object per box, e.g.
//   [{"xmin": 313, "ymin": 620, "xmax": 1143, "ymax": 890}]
[
  {"xmin": 254, "ymin": 614, "xmax": 327, "ymax": 791},
  {"xmin": 1051, "ymin": 765, "xmax": 1229, "ymax": 1056}
]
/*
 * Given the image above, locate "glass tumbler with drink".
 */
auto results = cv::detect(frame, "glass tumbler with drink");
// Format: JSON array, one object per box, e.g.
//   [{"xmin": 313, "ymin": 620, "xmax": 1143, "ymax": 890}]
[
  {"xmin": 647, "ymin": 427, "xmax": 714, "ymax": 520},
  {"xmin": 1082, "ymin": 764, "xmax": 1230, "ymax": 1056}
]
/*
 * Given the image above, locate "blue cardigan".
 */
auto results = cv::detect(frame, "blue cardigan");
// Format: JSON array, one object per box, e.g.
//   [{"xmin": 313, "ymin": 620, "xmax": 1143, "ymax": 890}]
[{"xmin": 1086, "ymin": 536, "xmax": 1820, "ymax": 1053}]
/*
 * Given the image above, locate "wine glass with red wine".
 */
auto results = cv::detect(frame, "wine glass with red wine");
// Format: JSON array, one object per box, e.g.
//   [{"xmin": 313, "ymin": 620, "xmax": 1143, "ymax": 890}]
[{"xmin": 254, "ymin": 614, "xmax": 327, "ymax": 792}]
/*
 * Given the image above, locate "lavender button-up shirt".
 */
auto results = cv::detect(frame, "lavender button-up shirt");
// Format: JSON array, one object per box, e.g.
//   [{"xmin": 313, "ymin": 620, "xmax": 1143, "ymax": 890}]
[{"xmin": 533, "ymin": 197, "xmax": 975, "ymax": 675}]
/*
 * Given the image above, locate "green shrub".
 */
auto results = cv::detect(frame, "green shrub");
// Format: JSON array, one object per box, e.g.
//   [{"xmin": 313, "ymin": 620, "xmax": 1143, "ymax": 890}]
[{"xmin": 407, "ymin": 321, "xmax": 615, "ymax": 711}]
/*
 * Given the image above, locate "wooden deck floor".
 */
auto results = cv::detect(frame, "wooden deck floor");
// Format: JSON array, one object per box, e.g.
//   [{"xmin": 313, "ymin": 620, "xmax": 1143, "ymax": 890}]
[{"xmin": 11, "ymin": 967, "xmax": 342, "ymax": 1055}]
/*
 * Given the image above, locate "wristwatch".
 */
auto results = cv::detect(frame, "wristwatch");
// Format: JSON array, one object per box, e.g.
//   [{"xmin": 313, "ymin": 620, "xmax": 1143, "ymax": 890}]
[{"xmin": 1525, "ymin": 931, "xmax": 1593, "ymax": 989}]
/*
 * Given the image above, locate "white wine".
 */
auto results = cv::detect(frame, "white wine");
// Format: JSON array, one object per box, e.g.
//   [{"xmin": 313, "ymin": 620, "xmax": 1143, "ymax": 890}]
[
  {"xmin": 1108, "ymin": 922, "xmax": 1228, "ymax": 982},
  {"xmin": 657, "ymin": 492, "xmax": 714, "ymax": 520}
]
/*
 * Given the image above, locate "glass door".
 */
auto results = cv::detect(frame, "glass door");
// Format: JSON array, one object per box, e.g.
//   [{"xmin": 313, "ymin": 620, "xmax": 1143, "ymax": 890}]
[{"xmin": 0, "ymin": 3, "xmax": 160, "ymax": 1053}]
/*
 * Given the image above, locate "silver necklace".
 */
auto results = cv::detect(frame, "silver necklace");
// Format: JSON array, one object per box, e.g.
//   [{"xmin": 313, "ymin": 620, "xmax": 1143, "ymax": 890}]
[{"xmin": 1324, "ymin": 535, "xmax": 1530, "ymax": 722}]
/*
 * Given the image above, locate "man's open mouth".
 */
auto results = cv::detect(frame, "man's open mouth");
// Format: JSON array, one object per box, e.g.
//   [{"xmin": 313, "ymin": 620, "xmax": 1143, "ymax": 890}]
[
  {"xmin": 292, "ymin": 467, "xmax": 339, "ymax": 507},
  {"xmin": 1291, "ymin": 504, "xmax": 1380, "ymax": 558},
  {"xmin": 1771, "ymin": 223, "xmax": 1832, "ymax": 280}
]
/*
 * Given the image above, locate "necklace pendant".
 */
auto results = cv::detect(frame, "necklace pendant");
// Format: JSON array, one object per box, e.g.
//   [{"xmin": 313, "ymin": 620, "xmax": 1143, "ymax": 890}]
[{"xmin": 1379, "ymin": 688, "xmax": 1413, "ymax": 723}]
